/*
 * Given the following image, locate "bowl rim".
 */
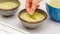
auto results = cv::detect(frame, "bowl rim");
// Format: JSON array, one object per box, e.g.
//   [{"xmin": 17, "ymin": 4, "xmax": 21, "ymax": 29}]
[
  {"xmin": 0, "ymin": 0, "xmax": 20, "ymax": 11},
  {"xmin": 18, "ymin": 9, "xmax": 47, "ymax": 24}
]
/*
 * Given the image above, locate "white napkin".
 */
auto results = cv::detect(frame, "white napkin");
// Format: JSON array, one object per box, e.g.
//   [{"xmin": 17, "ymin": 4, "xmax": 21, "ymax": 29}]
[{"xmin": 0, "ymin": 21, "xmax": 29, "ymax": 34}]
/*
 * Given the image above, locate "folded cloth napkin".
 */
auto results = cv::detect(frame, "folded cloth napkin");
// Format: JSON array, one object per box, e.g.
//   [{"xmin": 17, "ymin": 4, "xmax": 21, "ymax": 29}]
[{"xmin": 0, "ymin": 21, "xmax": 29, "ymax": 34}]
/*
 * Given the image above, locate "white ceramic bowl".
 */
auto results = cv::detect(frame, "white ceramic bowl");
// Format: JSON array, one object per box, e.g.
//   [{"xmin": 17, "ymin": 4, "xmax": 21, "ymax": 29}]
[
  {"xmin": 0, "ymin": 1, "xmax": 20, "ymax": 17},
  {"xmin": 18, "ymin": 9, "xmax": 47, "ymax": 29}
]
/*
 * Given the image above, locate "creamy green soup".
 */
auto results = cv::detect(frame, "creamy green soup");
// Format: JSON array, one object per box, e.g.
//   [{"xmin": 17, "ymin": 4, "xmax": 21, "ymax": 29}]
[
  {"xmin": 50, "ymin": 1, "xmax": 60, "ymax": 8},
  {"xmin": 46, "ymin": 0, "xmax": 60, "ymax": 8},
  {"xmin": 0, "ymin": 2, "xmax": 18, "ymax": 9},
  {"xmin": 20, "ymin": 11, "xmax": 45, "ymax": 22}
]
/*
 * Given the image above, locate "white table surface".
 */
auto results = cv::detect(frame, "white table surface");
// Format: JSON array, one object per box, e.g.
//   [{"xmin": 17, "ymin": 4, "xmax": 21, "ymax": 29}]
[{"xmin": 0, "ymin": 0, "xmax": 60, "ymax": 34}]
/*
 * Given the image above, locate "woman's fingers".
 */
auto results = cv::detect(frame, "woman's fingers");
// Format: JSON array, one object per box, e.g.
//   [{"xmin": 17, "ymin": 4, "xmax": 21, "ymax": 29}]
[
  {"xmin": 32, "ymin": 0, "xmax": 42, "ymax": 4},
  {"xmin": 25, "ymin": 0, "xmax": 32, "ymax": 14},
  {"xmin": 25, "ymin": 0, "xmax": 32, "ymax": 9},
  {"xmin": 25, "ymin": 0, "xmax": 41, "ymax": 15},
  {"xmin": 31, "ymin": 0, "xmax": 41, "ymax": 15},
  {"xmin": 30, "ymin": 5, "xmax": 39, "ymax": 15},
  {"xmin": 31, "ymin": 4, "xmax": 36, "ymax": 15}
]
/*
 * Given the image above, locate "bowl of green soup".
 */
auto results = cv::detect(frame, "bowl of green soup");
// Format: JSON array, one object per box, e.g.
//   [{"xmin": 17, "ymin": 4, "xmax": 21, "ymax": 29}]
[
  {"xmin": 18, "ymin": 9, "xmax": 47, "ymax": 29},
  {"xmin": 0, "ymin": 0, "xmax": 20, "ymax": 16},
  {"xmin": 45, "ymin": 0, "xmax": 60, "ymax": 22}
]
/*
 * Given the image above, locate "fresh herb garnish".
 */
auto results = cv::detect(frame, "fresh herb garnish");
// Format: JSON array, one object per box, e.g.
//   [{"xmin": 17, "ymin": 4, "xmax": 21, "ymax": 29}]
[{"xmin": 30, "ymin": 14, "xmax": 36, "ymax": 20}]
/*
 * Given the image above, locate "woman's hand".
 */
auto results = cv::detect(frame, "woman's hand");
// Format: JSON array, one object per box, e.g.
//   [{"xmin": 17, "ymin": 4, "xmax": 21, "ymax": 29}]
[{"xmin": 25, "ymin": 0, "xmax": 41, "ymax": 15}]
